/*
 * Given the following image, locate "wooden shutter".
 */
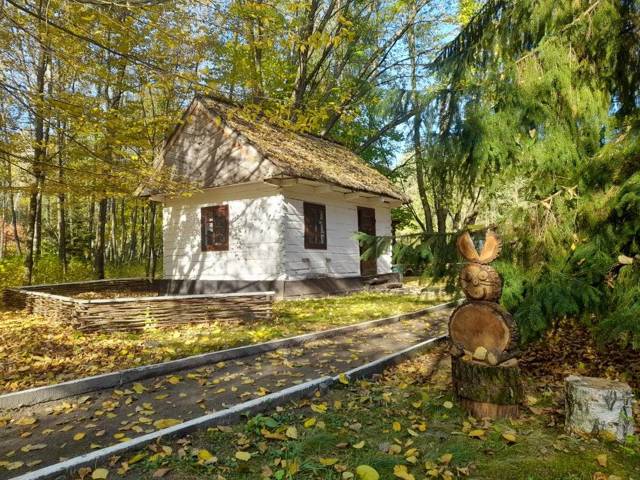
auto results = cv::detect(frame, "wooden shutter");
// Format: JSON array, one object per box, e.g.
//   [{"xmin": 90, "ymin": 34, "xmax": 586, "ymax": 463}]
[
  {"xmin": 201, "ymin": 205, "xmax": 229, "ymax": 251},
  {"xmin": 304, "ymin": 202, "xmax": 327, "ymax": 249}
]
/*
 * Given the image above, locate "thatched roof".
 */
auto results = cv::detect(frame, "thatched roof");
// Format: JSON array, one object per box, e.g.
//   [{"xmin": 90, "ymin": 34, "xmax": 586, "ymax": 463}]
[{"xmin": 190, "ymin": 96, "xmax": 407, "ymax": 201}]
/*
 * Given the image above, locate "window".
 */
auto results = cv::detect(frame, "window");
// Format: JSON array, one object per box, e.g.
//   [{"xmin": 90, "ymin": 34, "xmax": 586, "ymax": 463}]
[
  {"xmin": 304, "ymin": 202, "xmax": 327, "ymax": 249},
  {"xmin": 201, "ymin": 205, "xmax": 229, "ymax": 251}
]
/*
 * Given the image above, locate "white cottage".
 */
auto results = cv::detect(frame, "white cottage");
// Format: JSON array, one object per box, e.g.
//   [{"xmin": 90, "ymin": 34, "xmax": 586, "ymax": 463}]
[{"xmin": 146, "ymin": 96, "xmax": 407, "ymax": 297}]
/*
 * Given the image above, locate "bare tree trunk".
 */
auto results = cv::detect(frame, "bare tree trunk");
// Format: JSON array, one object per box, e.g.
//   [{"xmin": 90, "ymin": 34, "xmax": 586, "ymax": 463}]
[
  {"xmin": 129, "ymin": 203, "xmax": 138, "ymax": 261},
  {"xmin": 25, "ymin": 31, "xmax": 48, "ymax": 284},
  {"xmin": 35, "ymin": 189, "xmax": 43, "ymax": 258},
  {"xmin": 25, "ymin": 0, "xmax": 49, "ymax": 281},
  {"xmin": 58, "ymin": 187, "xmax": 67, "ymax": 274},
  {"xmin": 95, "ymin": 198, "xmax": 108, "ymax": 279},
  {"xmin": 88, "ymin": 198, "xmax": 95, "ymax": 260},
  {"xmin": 110, "ymin": 198, "xmax": 117, "ymax": 263},
  {"xmin": 120, "ymin": 199, "xmax": 126, "ymax": 264},
  {"xmin": 0, "ymin": 193, "xmax": 6, "ymax": 259},
  {"xmin": 408, "ymin": 8, "xmax": 433, "ymax": 233},
  {"xmin": 6, "ymin": 163, "xmax": 21, "ymax": 255},
  {"xmin": 140, "ymin": 204, "xmax": 147, "ymax": 261},
  {"xmin": 146, "ymin": 202, "xmax": 157, "ymax": 279}
]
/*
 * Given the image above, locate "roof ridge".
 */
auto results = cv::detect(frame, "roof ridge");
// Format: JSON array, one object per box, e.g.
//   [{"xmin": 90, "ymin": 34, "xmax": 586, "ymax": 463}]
[{"xmin": 197, "ymin": 94, "xmax": 349, "ymax": 148}]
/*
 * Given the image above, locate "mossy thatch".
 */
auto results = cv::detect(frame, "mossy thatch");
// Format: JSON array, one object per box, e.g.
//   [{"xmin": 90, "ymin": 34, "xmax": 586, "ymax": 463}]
[{"xmin": 196, "ymin": 96, "xmax": 406, "ymax": 201}]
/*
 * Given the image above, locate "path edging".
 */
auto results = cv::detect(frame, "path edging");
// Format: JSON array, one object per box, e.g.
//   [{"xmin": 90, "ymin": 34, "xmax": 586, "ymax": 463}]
[
  {"xmin": 0, "ymin": 300, "xmax": 458, "ymax": 410},
  {"xmin": 10, "ymin": 335, "xmax": 446, "ymax": 480}
]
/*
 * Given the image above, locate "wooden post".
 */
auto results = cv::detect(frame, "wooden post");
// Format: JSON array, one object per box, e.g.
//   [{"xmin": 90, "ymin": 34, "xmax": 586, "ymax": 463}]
[{"xmin": 449, "ymin": 230, "xmax": 523, "ymax": 419}]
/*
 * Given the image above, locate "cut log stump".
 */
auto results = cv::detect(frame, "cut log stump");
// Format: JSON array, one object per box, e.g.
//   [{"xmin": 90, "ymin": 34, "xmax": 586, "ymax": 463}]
[
  {"xmin": 451, "ymin": 356, "xmax": 523, "ymax": 419},
  {"xmin": 449, "ymin": 301, "xmax": 519, "ymax": 360},
  {"xmin": 565, "ymin": 375, "xmax": 635, "ymax": 442}
]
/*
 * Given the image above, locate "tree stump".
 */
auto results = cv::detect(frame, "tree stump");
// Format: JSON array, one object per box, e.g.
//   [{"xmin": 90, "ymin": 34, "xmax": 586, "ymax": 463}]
[
  {"xmin": 449, "ymin": 301, "xmax": 519, "ymax": 362},
  {"xmin": 451, "ymin": 356, "xmax": 523, "ymax": 418},
  {"xmin": 565, "ymin": 375, "xmax": 635, "ymax": 442}
]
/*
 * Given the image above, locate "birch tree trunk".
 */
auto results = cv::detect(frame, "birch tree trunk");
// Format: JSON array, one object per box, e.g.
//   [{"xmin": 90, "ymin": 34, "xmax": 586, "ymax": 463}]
[{"xmin": 565, "ymin": 375, "xmax": 635, "ymax": 442}]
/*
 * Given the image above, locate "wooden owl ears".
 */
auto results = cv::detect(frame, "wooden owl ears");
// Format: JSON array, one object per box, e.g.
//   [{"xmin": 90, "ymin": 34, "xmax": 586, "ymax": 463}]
[{"xmin": 456, "ymin": 230, "xmax": 502, "ymax": 264}]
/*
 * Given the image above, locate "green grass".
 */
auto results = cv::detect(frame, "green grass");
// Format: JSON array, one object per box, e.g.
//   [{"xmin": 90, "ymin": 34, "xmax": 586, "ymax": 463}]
[
  {"xmin": 116, "ymin": 349, "xmax": 640, "ymax": 480},
  {"xmin": 0, "ymin": 291, "xmax": 445, "ymax": 392}
]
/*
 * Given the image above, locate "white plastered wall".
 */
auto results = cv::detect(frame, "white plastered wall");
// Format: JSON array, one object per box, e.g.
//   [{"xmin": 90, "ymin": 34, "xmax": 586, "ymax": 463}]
[
  {"xmin": 161, "ymin": 183, "xmax": 285, "ymax": 281},
  {"xmin": 281, "ymin": 186, "xmax": 393, "ymax": 280}
]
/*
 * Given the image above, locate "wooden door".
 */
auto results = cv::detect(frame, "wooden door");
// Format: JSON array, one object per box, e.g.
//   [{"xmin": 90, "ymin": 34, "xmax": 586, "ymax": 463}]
[{"xmin": 357, "ymin": 207, "xmax": 377, "ymax": 277}]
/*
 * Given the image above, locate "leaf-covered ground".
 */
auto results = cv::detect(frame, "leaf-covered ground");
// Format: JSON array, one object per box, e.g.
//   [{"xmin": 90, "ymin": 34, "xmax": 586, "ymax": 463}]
[
  {"xmin": 0, "ymin": 312, "xmax": 449, "ymax": 478},
  {"xmin": 97, "ymin": 347, "xmax": 640, "ymax": 480},
  {"xmin": 0, "ymin": 292, "xmax": 444, "ymax": 392}
]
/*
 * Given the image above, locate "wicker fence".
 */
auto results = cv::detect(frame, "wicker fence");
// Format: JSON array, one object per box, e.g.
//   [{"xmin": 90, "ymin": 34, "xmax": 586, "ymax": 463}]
[{"xmin": 3, "ymin": 279, "xmax": 274, "ymax": 332}]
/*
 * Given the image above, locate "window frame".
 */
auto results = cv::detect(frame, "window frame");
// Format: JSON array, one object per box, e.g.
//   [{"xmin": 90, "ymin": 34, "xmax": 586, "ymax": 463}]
[
  {"xmin": 200, "ymin": 204, "xmax": 229, "ymax": 252},
  {"xmin": 303, "ymin": 202, "xmax": 327, "ymax": 250}
]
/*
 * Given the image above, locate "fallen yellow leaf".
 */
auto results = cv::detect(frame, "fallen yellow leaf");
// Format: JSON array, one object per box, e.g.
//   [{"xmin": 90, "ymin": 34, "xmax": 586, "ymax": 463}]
[
  {"xmin": 235, "ymin": 451, "xmax": 251, "ymax": 461},
  {"xmin": 14, "ymin": 417, "xmax": 37, "ymax": 426},
  {"xmin": 153, "ymin": 418, "xmax": 182, "ymax": 429},
  {"xmin": 393, "ymin": 464, "xmax": 415, "ymax": 480},
  {"xmin": 91, "ymin": 468, "xmax": 109, "ymax": 479},
  {"xmin": 73, "ymin": 432, "xmax": 86, "ymax": 441},
  {"xmin": 285, "ymin": 426, "xmax": 298, "ymax": 439},
  {"xmin": 352, "ymin": 440, "xmax": 365, "ymax": 449},
  {"xmin": 392, "ymin": 421, "xmax": 401, "ymax": 432},
  {"xmin": 596, "ymin": 454, "xmax": 608, "ymax": 468},
  {"xmin": 319, "ymin": 457, "xmax": 338, "ymax": 466},
  {"xmin": 356, "ymin": 465, "xmax": 380, "ymax": 480},
  {"xmin": 197, "ymin": 449, "xmax": 216, "ymax": 464},
  {"xmin": 468, "ymin": 429, "xmax": 485, "ymax": 438}
]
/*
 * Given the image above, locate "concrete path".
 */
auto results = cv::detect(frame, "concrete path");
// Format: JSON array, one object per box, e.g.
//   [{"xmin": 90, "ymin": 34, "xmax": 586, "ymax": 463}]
[{"xmin": 0, "ymin": 310, "xmax": 449, "ymax": 478}]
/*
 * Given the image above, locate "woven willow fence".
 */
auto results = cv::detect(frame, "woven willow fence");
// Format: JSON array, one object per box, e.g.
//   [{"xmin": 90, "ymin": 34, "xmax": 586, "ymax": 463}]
[{"xmin": 3, "ymin": 279, "xmax": 274, "ymax": 332}]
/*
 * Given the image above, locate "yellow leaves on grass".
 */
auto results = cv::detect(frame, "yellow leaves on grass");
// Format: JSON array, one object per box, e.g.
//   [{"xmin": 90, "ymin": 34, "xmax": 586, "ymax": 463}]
[
  {"xmin": 319, "ymin": 457, "xmax": 339, "ymax": 466},
  {"xmin": 285, "ymin": 426, "xmax": 298, "ymax": 439},
  {"xmin": 311, "ymin": 402, "xmax": 328, "ymax": 414},
  {"xmin": 352, "ymin": 440, "xmax": 365, "ymax": 449},
  {"xmin": 338, "ymin": 373, "xmax": 350, "ymax": 384},
  {"xmin": 502, "ymin": 432, "xmax": 517, "ymax": 443},
  {"xmin": 261, "ymin": 428, "xmax": 287, "ymax": 441},
  {"xmin": 392, "ymin": 421, "xmax": 401, "ymax": 432},
  {"xmin": 467, "ymin": 429, "xmax": 485, "ymax": 439},
  {"xmin": 393, "ymin": 464, "xmax": 415, "ymax": 480},
  {"xmin": 197, "ymin": 449, "xmax": 217, "ymax": 464},
  {"xmin": 2, "ymin": 293, "xmax": 434, "ymax": 393},
  {"xmin": 235, "ymin": 451, "xmax": 251, "ymax": 461},
  {"xmin": 356, "ymin": 465, "xmax": 380, "ymax": 480},
  {"xmin": 443, "ymin": 401, "xmax": 453, "ymax": 409},
  {"xmin": 303, "ymin": 418, "xmax": 317, "ymax": 428},
  {"xmin": 596, "ymin": 454, "xmax": 608, "ymax": 468}
]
